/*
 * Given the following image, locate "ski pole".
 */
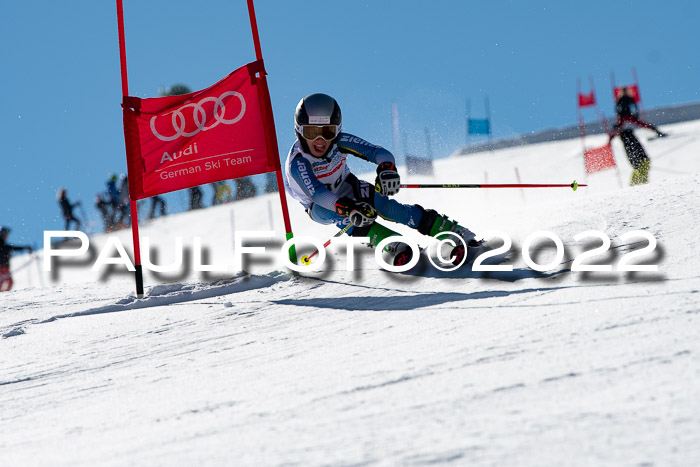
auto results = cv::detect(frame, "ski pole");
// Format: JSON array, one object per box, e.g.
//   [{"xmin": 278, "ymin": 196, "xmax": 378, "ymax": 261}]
[
  {"xmin": 301, "ymin": 223, "xmax": 353, "ymax": 265},
  {"xmin": 400, "ymin": 180, "xmax": 586, "ymax": 191}
]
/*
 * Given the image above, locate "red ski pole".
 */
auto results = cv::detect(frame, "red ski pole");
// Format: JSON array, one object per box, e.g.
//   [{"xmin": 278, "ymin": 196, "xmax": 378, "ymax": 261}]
[
  {"xmin": 301, "ymin": 223, "xmax": 353, "ymax": 265},
  {"xmin": 400, "ymin": 180, "xmax": 586, "ymax": 191}
]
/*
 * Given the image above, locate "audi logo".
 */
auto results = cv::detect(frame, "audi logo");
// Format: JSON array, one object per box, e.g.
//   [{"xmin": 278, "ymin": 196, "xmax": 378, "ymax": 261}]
[{"xmin": 150, "ymin": 91, "xmax": 246, "ymax": 142}]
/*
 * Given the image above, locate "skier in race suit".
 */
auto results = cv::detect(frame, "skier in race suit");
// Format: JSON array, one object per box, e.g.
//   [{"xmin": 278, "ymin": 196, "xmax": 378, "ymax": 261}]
[
  {"xmin": 284, "ymin": 93, "xmax": 481, "ymax": 266},
  {"xmin": 609, "ymin": 86, "xmax": 666, "ymax": 142}
]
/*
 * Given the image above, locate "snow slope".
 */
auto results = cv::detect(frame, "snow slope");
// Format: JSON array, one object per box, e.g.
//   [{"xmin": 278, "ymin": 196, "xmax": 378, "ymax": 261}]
[{"xmin": 2, "ymin": 122, "xmax": 700, "ymax": 466}]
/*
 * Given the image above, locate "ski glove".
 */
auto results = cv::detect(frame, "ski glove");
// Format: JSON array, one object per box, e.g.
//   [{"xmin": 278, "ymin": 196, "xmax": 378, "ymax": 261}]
[
  {"xmin": 375, "ymin": 162, "xmax": 400, "ymax": 196},
  {"xmin": 335, "ymin": 197, "xmax": 377, "ymax": 227}
]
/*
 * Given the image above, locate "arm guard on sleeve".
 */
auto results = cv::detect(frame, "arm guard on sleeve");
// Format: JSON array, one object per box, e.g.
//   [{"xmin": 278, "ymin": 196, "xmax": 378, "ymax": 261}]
[{"xmin": 288, "ymin": 155, "xmax": 339, "ymax": 211}]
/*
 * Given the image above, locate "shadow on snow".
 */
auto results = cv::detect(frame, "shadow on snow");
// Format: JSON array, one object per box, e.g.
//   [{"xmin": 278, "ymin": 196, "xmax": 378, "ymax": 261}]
[{"xmin": 272, "ymin": 286, "xmax": 570, "ymax": 311}]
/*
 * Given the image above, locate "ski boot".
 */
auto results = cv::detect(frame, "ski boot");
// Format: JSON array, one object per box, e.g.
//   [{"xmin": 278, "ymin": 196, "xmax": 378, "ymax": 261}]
[
  {"xmin": 417, "ymin": 208, "xmax": 483, "ymax": 265},
  {"xmin": 351, "ymin": 222, "xmax": 414, "ymax": 267},
  {"xmin": 385, "ymin": 241, "xmax": 414, "ymax": 266}
]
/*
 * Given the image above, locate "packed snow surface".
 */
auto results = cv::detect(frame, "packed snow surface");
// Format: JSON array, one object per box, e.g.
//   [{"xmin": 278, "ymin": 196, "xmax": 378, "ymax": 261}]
[{"xmin": 2, "ymin": 122, "xmax": 700, "ymax": 466}]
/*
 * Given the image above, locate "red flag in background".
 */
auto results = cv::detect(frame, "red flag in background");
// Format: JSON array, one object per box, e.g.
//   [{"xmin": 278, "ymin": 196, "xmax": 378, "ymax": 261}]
[
  {"xmin": 584, "ymin": 143, "xmax": 616, "ymax": 174},
  {"xmin": 122, "ymin": 60, "xmax": 276, "ymax": 200},
  {"xmin": 578, "ymin": 91, "xmax": 596, "ymax": 108}
]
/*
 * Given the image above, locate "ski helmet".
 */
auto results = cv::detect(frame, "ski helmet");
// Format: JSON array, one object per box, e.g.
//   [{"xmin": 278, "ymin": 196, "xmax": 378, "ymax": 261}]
[{"xmin": 294, "ymin": 93, "xmax": 341, "ymax": 155}]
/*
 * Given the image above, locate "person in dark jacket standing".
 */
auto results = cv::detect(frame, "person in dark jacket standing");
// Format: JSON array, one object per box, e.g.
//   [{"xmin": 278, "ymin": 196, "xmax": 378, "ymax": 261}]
[
  {"xmin": 115, "ymin": 174, "xmax": 131, "ymax": 228},
  {"xmin": 57, "ymin": 188, "xmax": 82, "ymax": 231},
  {"xmin": 0, "ymin": 226, "xmax": 33, "ymax": 292},
  {"xmin": 609, "ymin": 87, "xmax": 666, "ymax": 141},
  {"xmin": 189, "ymin": 187, "xmax": 204, "ymax": 210},
  {"xmin": 149, "ymin": 195, "xmax": 167, "ymax": 219},
  {"xmin": 95, "ymin": 194, "xmax": 115, "ymax": 232}
]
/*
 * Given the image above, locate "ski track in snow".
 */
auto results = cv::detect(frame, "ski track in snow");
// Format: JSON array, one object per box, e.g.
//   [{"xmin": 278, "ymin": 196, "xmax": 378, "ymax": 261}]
[{"xmin": 2, "ymin": 121, "xmax": 700, "ymax": 466}]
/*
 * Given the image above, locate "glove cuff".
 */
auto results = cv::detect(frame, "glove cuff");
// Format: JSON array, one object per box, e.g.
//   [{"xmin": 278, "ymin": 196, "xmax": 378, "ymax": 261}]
[
  {"xmin": 335, "ymin": 197, "xmax": 354, "ymax": 217},
  {"xmin": 376, "ymin": 161, "xmax": 397, "ymax": 174}
]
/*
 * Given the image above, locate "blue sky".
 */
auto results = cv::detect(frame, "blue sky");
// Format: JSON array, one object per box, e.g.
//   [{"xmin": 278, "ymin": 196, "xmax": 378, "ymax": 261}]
[{"xmin": 1, "ymin": 0, "xmax": 698, "ymax": 246}]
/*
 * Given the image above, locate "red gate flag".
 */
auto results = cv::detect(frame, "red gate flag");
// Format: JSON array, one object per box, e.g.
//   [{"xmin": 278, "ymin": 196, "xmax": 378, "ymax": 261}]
[
  {"xmin": 584, "ymin": 143, "xmax": 616, "ymax": 174},
  {"xmin": 122, "ymin": 60, "xmax": 276, "ymax": 200},
  {"xmin": 578, "ymin": 91, "xmax": 596, "ymax": 108}
]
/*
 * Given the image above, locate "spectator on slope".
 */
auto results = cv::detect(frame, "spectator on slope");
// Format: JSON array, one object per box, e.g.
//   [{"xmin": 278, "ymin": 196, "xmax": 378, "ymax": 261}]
[
  {"xmin": 264, "ymin": 173, "xmax": 279, "ymax": 193},
  {"xmin": 149, "ymin": 195, "xmax": 167, "ymax": 219},
  {"xmin": 114, "ymin": 174, "xmax": 131, "ymax": 228},
  {"xmin": 609, "ymin": 87, "xmax": 666, "ymax": 142},
  {"xmin": 211, "ymin": 181, "xmax": 232, "ymax": 205},
  {"xmin": 105, "ymin": 173, "xmax": 120, "ymax": 226},
  {"xmin": 57, "ymin": 187, "xmax": 82, "ymax": 231},
  {"xmin": 95, "ymin": 194, "xmax": 115, "ymax": 232},
  {"xmin": 189, "ymin": 186, "xmax": 204, "ymax": 210},
  {"xmin": 0, "ymin": 226, "xmax": 33, "ymax": 292},
  {"xmin": 234, "ymin": 177, "xmax": 257, "ymax": 200},
  {"xmin": 285, "ymin": 93, "xmax": 484, "ymax": 267}
]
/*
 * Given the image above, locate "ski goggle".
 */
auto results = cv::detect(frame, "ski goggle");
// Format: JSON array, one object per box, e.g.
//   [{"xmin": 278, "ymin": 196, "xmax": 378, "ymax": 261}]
[{"xmin": 299, "ymin": 124, "xmax": 340, "ymax": 141}]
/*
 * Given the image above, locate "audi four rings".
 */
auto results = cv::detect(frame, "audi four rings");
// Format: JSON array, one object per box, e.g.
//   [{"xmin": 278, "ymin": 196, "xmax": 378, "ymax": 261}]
[{"xmin": 149, "ymin": 91, "xmax": 247, "ymax": 142}]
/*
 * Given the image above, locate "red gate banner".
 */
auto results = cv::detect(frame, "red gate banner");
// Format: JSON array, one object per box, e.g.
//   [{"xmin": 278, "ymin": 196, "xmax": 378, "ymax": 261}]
[
  {"xmin": 578, "ymin": 91, "xmax": 596, "ymax": 108},
  {"xmin": 122, "ymin": 60, "xmax": 276, "ymax": 200},
  {"xmin": 584, "ymin": 143, "xmax": 616, "ymax": 174}
]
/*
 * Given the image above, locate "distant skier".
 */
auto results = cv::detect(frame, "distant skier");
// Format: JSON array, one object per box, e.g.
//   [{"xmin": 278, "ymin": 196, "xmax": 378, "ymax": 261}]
[
  {"xmin": 0, "ymin": 226, "xmax": 33, "ymax": 292},
  {"xmin": 609, "ymin": 87, "xmax": 666, "ymax": 142},
  {"xmin": 285, "ymin": 93, "xmax": 483, "ymax": 266},
  {"xmin": 57, "ymin": 187, "xmax": 82, "ymax": 231}
]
